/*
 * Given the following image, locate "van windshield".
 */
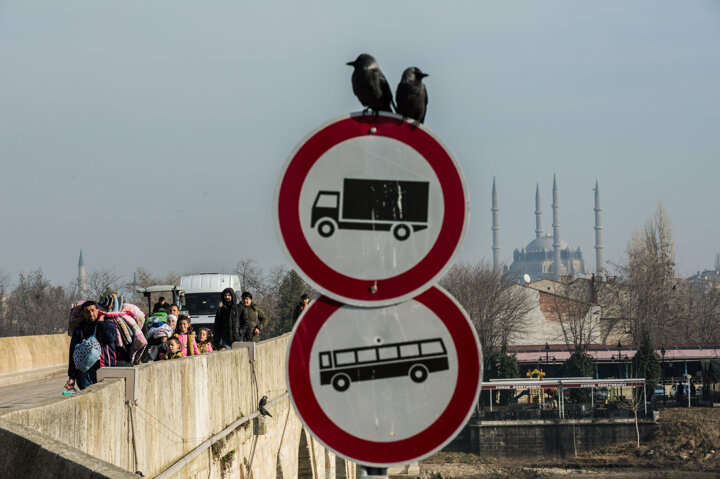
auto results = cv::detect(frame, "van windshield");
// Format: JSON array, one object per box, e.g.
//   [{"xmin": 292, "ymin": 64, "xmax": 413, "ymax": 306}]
[{"xmin": 184, "ymin": 293, "xmax": 221, "ymax": 317}]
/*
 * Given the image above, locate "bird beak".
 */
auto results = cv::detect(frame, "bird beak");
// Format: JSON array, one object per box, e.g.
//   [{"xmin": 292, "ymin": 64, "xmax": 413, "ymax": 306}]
[
  {"xmin": 346, "ymin": 61, "xmax": 355, "ymax": 66},
  {"xmin": 421, "ymin": 72, "xmax": 429, "ymax": 78}
]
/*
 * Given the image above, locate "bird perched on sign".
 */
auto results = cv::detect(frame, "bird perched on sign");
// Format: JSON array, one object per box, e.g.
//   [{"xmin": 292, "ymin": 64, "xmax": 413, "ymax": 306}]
[
  {"xmin": 395, "ymin": 67, "xmax": 429, "ymax": 124},
  {"xmin": 258, "ymin": 395, "xmax": 272, "ymax": 417},
  {"xmin": 346, "ymin": 54, "xmax": 395, "ymax": 114}
]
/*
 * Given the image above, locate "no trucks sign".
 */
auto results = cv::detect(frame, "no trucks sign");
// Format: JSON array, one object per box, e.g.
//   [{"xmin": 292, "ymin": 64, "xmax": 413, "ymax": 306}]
[{"xmin": 274, "ymin": 112, "xmax": 469, "ymax": 307}]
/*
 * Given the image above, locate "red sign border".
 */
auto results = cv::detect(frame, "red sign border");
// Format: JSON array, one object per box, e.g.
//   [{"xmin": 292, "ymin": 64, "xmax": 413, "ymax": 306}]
[
  {"xmin": 275, "ymin": 112, "xmax": 468, "ymax": 306},
  {"xmin": 286, "ymin": 286, "xmax": 482, "ymax": 466}
]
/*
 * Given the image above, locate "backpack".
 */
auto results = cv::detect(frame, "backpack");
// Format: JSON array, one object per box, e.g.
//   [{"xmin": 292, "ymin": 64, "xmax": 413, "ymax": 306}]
[{"xmin": 73, "ymin": 325, "xmax": 102, "ymax": 372}]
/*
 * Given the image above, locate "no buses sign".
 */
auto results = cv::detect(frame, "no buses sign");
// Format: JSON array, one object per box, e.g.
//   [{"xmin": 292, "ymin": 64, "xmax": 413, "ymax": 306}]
[
  {"xmin": 274, "ymin": 112, "xmax": 469, "ymax": 307},
  {"xmin": 287, "ymin": 287, "xmax": 482, "ymax": 466}
]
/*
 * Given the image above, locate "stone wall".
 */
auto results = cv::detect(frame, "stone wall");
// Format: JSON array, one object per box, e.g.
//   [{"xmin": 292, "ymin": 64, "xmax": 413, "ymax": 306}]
[
  {"xmin": 0, "ymin": 334, "xmax": 70, "ymax": 385},
  {"xmin": 470, "ymin": 419, "xmax": 657, "ymax": 458},
  {"xmin": 0, "ymin": 334, "xmax": 355, "ymax": 478}
]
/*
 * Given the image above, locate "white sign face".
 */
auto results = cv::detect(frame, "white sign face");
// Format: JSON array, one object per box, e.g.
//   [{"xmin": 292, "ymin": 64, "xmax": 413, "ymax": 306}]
[
  {"xmin": 287, "ymin": 286, "xmax": 482, "ymax": 466},
  {"xmin": 299, "ymin": 136, "xmax": 444, "ymax": 280},
  {"xmin": 309, "ymin": 298, "xmax": 457, "ymax": 441},
  {"xmin": 276, "ymin": 112, "xmax": 468, "ymax": 307}
]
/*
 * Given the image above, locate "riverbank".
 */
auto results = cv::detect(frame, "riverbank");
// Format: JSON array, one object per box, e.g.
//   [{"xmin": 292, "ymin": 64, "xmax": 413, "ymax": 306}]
[{"xmin": 420, "ymin": 408, "xmax": 720, "ymax": 477}]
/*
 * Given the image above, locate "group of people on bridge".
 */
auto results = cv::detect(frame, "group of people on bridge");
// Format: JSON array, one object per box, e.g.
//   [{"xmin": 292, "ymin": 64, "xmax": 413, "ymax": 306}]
[{"xmin": 64, "ymin": 287, "xmax": 269, "ymax": 391}]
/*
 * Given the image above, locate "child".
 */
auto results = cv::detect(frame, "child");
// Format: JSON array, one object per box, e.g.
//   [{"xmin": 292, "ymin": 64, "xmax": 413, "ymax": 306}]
[
  {"xmin": 174, "ymin": 315, "xmax": 200, "ymax": 357},
  {"xmin": 162, "ymin": 337, "xmax": 183, "ymax": 360},
  {"xmin": 197, "ymin": 328, "xmax": 214, "ymax": 354},
  {"xmin": 166, "ymin": 314, "xmax": 177, "ymax": 332},
  {"xmin": 147, "ymin": 320, "xmax": 174, "ymax": 361}
]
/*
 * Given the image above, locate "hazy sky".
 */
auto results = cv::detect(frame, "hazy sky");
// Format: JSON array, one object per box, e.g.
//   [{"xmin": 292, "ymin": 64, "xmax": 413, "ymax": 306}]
[{"xmin": 1, "ymin": 1, "xmax": 719, "ymax": 287}]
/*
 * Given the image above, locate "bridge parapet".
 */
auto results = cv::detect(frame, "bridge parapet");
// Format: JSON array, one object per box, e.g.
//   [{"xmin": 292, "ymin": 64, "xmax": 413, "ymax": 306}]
[
  {"xmin": 0, "ymin": 334, "xmax": 70, "ymax": 386},
  {"xmin": 0, "ymin": 333, "xmax": 355, "ymax": 478}
]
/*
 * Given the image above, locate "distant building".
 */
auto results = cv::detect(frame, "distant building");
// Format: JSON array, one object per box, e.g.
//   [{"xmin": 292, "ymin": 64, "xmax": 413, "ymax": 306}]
[
  {"xmin": 688, "ymin": 269, "xmax": 720, "ymax": 290},
  {"xmin": 497, "ymin": 174, "xmax": 593, "ymax": 282},
  {"xmin": 508, "ymin": 277, "xmax": 627, "ymax": 347},
  {"xmin": 510, "ymin": 234, "xmax": 586, "ymax": 281}
]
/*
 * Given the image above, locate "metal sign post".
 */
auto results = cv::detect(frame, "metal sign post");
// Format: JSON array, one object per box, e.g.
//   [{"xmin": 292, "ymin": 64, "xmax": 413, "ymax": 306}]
[{"xmin": 278, "ymin": 112, "xmax": 476, "ymax": 470}]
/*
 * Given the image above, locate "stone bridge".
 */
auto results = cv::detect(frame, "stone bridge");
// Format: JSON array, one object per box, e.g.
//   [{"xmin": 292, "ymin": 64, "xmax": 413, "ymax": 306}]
[{"xmin": 0, "ymin": 333, "xmax": 362, "ymax": 478}]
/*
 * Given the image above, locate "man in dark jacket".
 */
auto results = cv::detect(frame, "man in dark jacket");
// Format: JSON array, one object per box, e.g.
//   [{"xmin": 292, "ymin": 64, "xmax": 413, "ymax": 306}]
[
  {"xmin": 292, "ymin": 294, "xmax": 310, "ymax": 326},
  {"xmin": 213, "ymin": 288, "xmax": 248, "ymax": 350},
  {"xmin": 153, "ymin": 296, "xmax": 169, "ymax": 313},
  {"xmin": 241, "ymin": 292, "xmax": 268, "ymax": 342},
  {"xmin": 64, "ymin": 301, "xmax": 120, "ymax": 391}
]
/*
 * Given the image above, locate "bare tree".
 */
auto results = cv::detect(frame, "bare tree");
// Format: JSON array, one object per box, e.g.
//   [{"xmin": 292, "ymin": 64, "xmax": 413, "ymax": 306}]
[
  {"xmin": 84, "ymin": 267, "xmax": 123, "ymax": 300},
  {"xmin": 162, "ymin": 272, "xmax": 181, "ymax": 286},
  {"xmin": 677, "ymin": 282, "xmax": 720, "ymax": 343},
  {"xmin": 545, "ymin": 290, "xmax": 602, "ymax": 352},
  {"xmin": 129, "ymin": 267, "xmax": 157, "ymax": 289},
  {"xmin": 235, "ymin": 258, "xmax": 266, "ymax": 295},
  {"xmin": 440, "ymin": 261, "xmax": 534, "ymax": 369},
  {"xmin": 257, "ymin": 265, "xmax": 288, "ymax": 329},
  {"xmin": 614, "ymin": 203, "xmax": 681, "ymax": 346}
]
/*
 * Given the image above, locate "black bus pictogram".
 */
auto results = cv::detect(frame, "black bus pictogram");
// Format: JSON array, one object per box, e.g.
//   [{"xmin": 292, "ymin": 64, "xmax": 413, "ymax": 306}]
[
  {"xmin": 311, "ymin": 178, "xmax": 429, "ymax": 241},
  {"xmin": 318, "ymin": 337, "xmax": 449, "ymax": 392}
]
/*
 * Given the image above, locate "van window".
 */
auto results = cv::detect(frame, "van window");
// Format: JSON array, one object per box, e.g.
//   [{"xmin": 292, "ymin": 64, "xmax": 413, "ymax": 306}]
[{"xmin": 184, "ymin": 293, "xmax": 221, "ymax": 316}]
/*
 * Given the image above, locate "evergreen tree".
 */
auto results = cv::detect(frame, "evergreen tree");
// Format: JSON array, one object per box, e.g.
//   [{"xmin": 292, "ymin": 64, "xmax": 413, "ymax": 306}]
[
  {"xmin": 631, "ymin": 334, "xmax": 661, "ymax": 397},
  {"xmin": 275, "ymin": 270, "xmax": 312, "ymax": 335},
  {"xmin": 563, "ymin": 349, "xmax": 594, "ymax": 402},
  {"xmin": 482, "ymin": 344, "xmax": 519, "ymax": 405}
]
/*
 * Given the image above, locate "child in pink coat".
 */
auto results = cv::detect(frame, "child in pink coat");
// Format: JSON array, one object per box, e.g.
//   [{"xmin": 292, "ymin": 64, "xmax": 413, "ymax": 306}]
[{"xmin": 174, "ymin": 315, "xmax": 200, "ymax": 357}]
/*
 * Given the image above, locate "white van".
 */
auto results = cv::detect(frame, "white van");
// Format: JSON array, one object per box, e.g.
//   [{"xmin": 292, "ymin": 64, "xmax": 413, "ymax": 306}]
[{"xmin": 179, "ymin": 274, "xmax": 242, "ymax": 330}]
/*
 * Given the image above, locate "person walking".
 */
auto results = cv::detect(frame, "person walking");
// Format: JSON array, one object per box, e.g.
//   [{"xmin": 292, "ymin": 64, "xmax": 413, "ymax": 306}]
[
  {"xmin": 213, "ymin": 288, "xmax": 246, "ymax": 350},
  {"xmin": 240, "ymin": 292, "xmax": 268, "ymax": 342},
  {"xmin": 65, "ymin": 301, "xmax": 120, "ymax": 391},
  {"xmin": 292, "ymin": 294, "xmax": 310, "ymax": 326}
]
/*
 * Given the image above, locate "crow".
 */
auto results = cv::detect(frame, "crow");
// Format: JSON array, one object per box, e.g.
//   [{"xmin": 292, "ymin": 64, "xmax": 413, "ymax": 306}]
[
  {"xmin": 258, "ymin": 395, "xmax": 272, "ymax": 417},
  {"xmin": 395, "ymin": 67, "xmax": 428, "ymax": 123},
  {"xmin": 346, "ymin": 54, "xmax": 394, "ymax": 114}
]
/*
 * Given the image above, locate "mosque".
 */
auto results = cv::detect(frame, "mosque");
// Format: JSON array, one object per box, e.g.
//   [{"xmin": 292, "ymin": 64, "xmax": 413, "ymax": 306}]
[{"xmin": 491, "ymin": 174, "xmax": 603, "ymax": 282}]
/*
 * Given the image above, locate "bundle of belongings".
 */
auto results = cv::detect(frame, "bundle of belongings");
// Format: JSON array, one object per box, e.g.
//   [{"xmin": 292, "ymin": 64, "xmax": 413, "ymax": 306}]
[
  {"xmin": 68, "ymin": 295, "xmax": 148, "ymax": 364},
  {"xmin": 147, "ymin": 316, "xmax": 175, "ymax": 361}
]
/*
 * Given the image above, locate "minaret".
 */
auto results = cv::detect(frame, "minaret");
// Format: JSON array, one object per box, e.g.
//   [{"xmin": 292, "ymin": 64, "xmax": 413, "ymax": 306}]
[
  {"xmin": 594, "ymin": 180, "xmax": 603, "ymax": 278},
  {"xmin": 491, "ymin": 176, "xmax": 500, "ymax": 270},
  {"xmin": 78, "ymin": 250, "xmax": 86, "ymax": 298},
  {"xmin": 552, "ymin": 173, "xmax": 561, "ymax": 281},
  {"xmin": 535, "ymin": 180, "xmax": 543, "ymax": 239}
]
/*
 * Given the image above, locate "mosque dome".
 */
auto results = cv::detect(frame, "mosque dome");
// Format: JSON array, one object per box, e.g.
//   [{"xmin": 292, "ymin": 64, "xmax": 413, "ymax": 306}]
[
  {"xmin": 525, "ymin": 233, "xmax": 571, "ymax": 253},
  {"xmin": 499, "ymin": 175, "xmax": 589, "ymax": 281}
]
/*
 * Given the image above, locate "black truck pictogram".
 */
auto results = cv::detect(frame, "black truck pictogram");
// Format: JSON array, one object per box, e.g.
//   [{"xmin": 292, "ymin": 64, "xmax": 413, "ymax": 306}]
[
  {"xmin": 311, "ymin": 178, "xmax": 429, "ymax": 241},
  {"xmin": 319, "ymin": 338, "xmax": 449, "ymax": 392}
]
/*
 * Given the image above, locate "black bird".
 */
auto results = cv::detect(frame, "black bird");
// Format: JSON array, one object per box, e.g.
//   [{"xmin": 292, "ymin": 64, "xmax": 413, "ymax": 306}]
[
  {"xmin": 395, "ymin": 67, "xmax": 428, "ymax": 124},
  {"xmin": 346, "ymin": 54, "xmax": 394, "ymax": 114},
  {"xmin": 258, "ymin": 395, "xmax": 272, "ymax": 417}
]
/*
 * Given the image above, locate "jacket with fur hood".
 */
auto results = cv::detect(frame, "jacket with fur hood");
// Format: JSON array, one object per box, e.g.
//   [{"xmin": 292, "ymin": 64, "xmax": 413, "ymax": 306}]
[{"xmin": 213, "ymin": 288, "xmax": 248, "ymax": 348}]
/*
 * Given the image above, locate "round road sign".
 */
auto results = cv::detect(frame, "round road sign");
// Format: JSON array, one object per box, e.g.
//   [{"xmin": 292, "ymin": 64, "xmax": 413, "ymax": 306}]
[
  {"xmin": 287, "ymin": 286, "xmax": 482, "ymax": 467},
  {"xmin": 275, "ymin": 112, "xmax": 469, "ymax": 307}
]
